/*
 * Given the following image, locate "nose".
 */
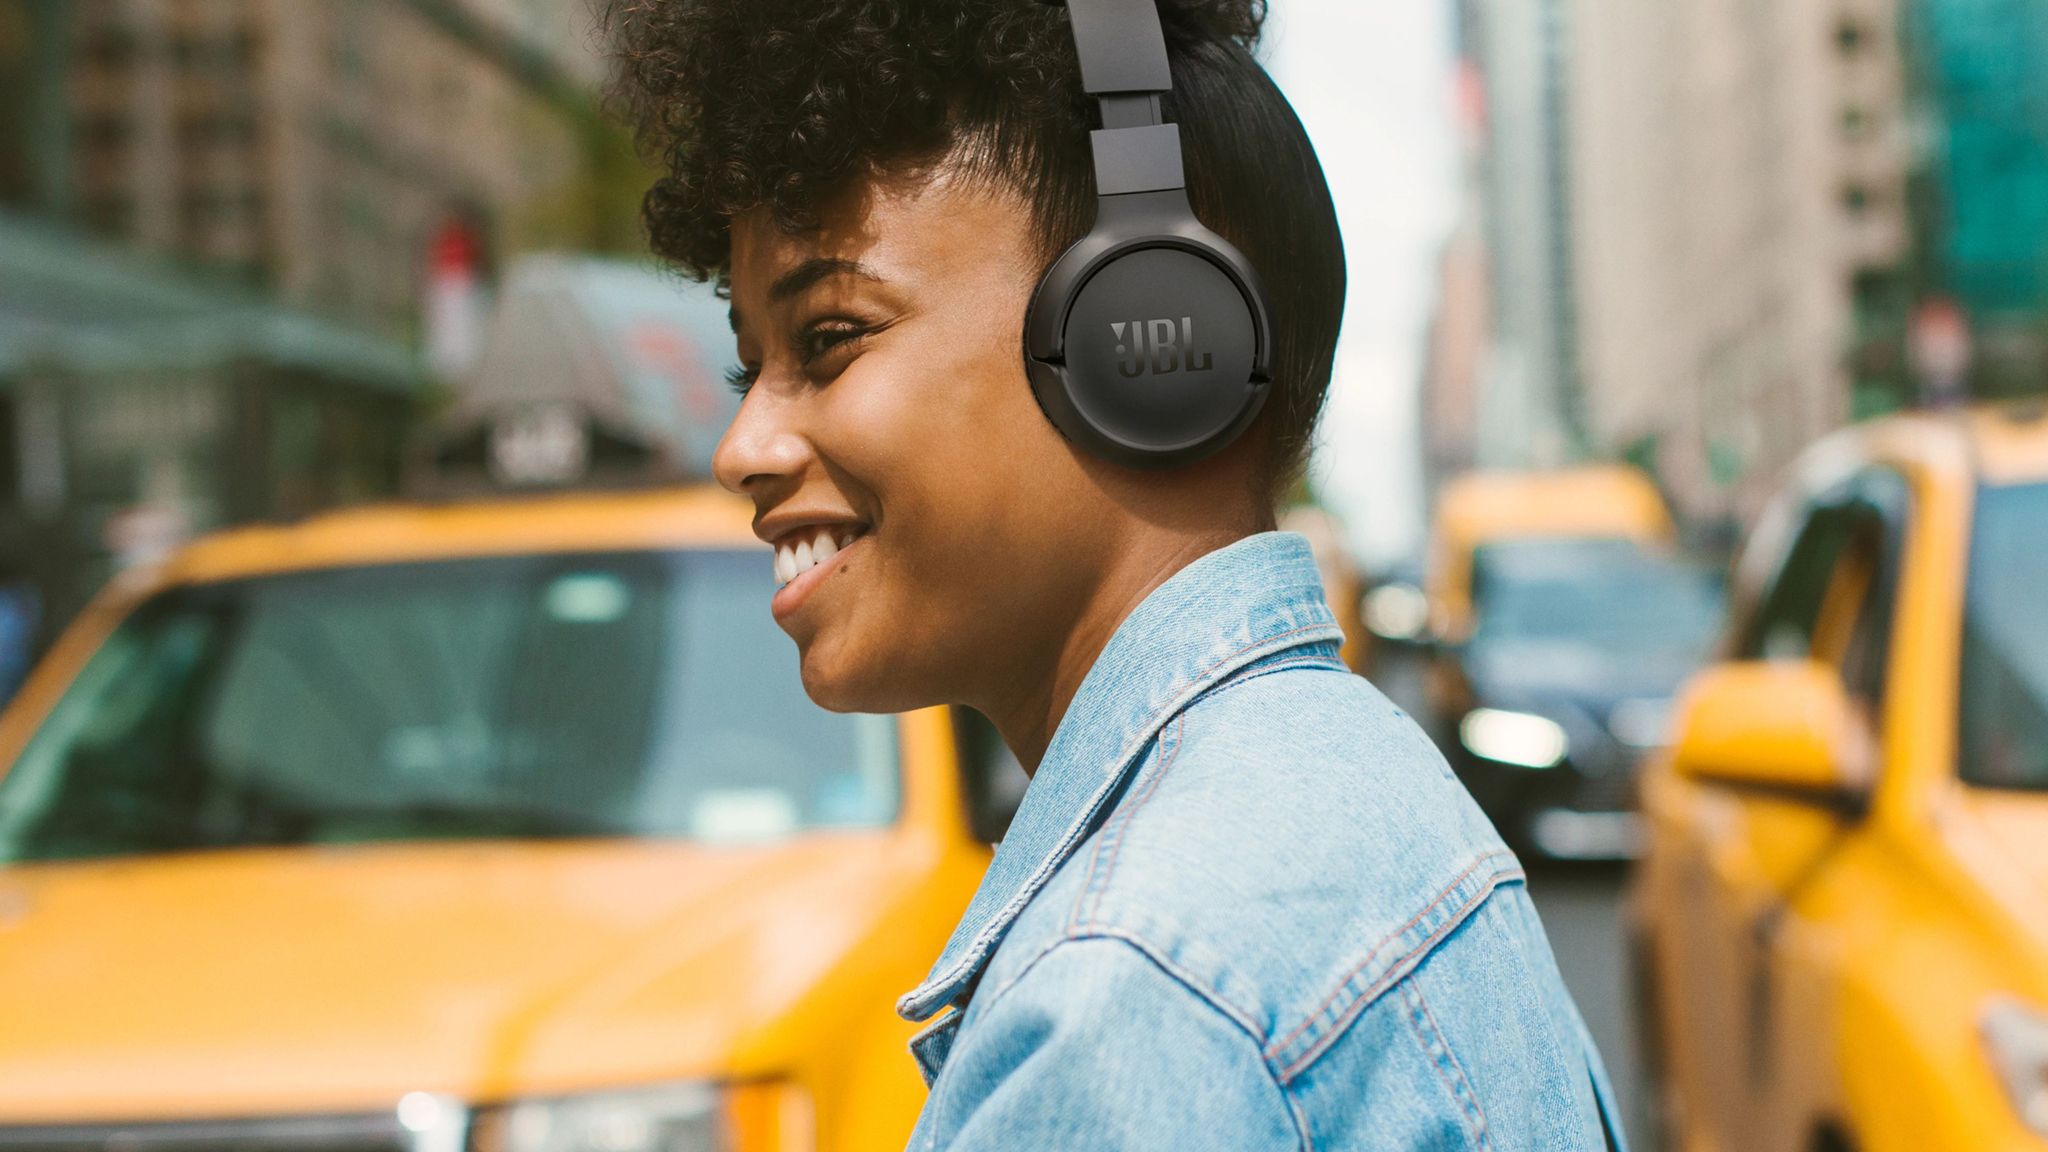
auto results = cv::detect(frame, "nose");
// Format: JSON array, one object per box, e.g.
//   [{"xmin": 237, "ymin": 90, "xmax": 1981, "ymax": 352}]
[{"xmin": 712, "ymin": 388, "xmax": 812, "ymax": 497}]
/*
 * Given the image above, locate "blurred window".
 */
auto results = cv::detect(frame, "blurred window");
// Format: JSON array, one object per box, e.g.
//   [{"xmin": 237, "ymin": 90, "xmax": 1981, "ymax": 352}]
[
  {"xmin": 1739, "ymin": 469, "xmax": 1907, "ymax": 709},
  {"xmin": 0, "ymin": 551, "xmax": 898, "ymax": 862},
  {"xmin": 952, "ymin": 706, "xmax": 1029, "ymax": 844},
  {"xmin": 1960, "ymin": 481, "xmax": 2048, "ymax": 789},
  {"xmin": 1467, "ymin": 538, "xmax": 1724, "ymax": 662}
]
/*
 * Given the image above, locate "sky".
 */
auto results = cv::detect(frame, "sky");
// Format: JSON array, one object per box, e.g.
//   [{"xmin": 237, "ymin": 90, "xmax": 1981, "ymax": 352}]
[{"xmin": 1262, "ymin": 0, "xmax": 1460, "ymax": 569}]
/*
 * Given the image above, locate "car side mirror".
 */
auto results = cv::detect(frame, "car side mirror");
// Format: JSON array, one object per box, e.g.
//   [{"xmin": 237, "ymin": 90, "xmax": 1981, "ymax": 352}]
[{"xmin": 1671, "ymin": 661, "xmax": 1874, "ymax": 806}]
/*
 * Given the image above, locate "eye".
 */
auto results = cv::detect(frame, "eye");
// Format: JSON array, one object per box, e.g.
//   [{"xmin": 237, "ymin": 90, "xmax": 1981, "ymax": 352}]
[
  {"xmin": 795, "ymin": 320, "xmax": 875, "ymax": 372},
  {"xmin": 724, "ymin": 363, "xmax": 760, "ymax": 396}
]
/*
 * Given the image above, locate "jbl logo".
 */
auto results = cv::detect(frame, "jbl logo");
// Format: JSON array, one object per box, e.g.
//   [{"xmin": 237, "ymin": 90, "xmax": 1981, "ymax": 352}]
[{"xmin": 1113, "ymin": 317, "xmax": 1214, "ymax": 378}]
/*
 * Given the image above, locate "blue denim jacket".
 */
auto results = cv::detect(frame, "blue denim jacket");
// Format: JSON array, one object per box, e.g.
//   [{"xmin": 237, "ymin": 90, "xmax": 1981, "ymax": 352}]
[{"xmin": 897, "ymin": 532, "xmax": 1626, "ymax": 1151}]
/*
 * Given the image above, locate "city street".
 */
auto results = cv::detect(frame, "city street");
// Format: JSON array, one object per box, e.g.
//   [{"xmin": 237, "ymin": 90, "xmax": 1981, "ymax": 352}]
[
  {"xmin": 1526, "ymin": 864, "xmax": 1647, "ymax": 1148},
  {"xmin": 4, "ymin": 0, "xmax": 2048, "ymax": 1147}
]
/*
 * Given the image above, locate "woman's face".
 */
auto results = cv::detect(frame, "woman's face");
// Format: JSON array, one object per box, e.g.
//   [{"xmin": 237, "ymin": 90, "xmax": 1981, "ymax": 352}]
[{"xmin": 715, "ymin": 172, "xmax": 1117, "ymax": 714}]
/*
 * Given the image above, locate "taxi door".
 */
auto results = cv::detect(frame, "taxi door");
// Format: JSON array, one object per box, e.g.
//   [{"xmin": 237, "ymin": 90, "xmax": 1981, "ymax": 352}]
[{"xmin": 1653, "ymin": 468, "xmax": 1906, "ymax": 1152}]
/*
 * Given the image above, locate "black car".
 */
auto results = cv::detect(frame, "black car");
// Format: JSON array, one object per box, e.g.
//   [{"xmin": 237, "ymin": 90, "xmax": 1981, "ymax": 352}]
[{"xmin": 1428, "ymin": 537, "xmax": 1724, "ymax": 859}]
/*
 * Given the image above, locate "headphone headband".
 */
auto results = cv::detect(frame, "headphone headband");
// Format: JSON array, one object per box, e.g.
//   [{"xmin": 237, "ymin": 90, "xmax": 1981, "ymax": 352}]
[
  {"xmin": 1025, "ymin": 0, "xmax": 1276, "ymax": 469},
  {"xmin": 1061, "ymin": 0, "xmax": 1186, "ymax": 196},
  {"xmin": 1064, "ymin": 0, "xmax": 1171, "ymax": 95}
]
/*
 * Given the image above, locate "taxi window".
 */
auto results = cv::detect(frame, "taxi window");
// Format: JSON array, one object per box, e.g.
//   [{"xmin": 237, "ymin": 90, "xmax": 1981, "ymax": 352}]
[
  {"xmin": 1738, "ymin": 470, "xmax": 1906, "ymax": 710},
  {"xmin": 0, "ymin": 550, "xmax": 899, "ymax": 862},
  {"xmin": 1961, "ymin": 481, "xmax": 2048, "ymax": 789},
  {"xmin": 1467, "ymin": 538, "xmax": 1723, "ymax": 663}
]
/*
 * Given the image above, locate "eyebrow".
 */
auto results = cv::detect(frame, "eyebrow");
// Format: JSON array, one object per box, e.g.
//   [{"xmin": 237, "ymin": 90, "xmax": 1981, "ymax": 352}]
[
  {"xmin": 772, "ymin": 256, "xmax": 880, "ymax": 302},
  {"xmin": 728, "ymin": 257, "xmax": 882, "ymax": 333}
]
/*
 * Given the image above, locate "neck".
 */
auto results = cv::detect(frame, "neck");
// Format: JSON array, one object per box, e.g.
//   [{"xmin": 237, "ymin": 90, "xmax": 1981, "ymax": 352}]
[{"xmin": 988, "ymin": 524, "xmax": 1255, "ymax": 773}]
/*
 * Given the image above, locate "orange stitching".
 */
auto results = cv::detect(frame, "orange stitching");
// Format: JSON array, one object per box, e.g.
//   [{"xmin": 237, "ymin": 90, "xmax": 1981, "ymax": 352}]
[
  {"xmin": 1199, "ymin": 654, "xmax": 1346, "ymax": 702},
  {"xmin": 1068, "ymin": 714, "xmax": 1179, "ymax": 928},
  {"xmin": 1079, "ymin": 647, "xmax": 1332, "ymax": 927},
  {"xmin": 1278, "ymin": 868, "xmax": 1522, "ymax": 1080},
  {"xmin": 1401, "ymin": 984, "xmax": 1473, "ymax": 1141},
  {"xmin": 1065, "ymin": 633, "xmax": 1331, "ymax": 931},
  {"xmin": 1408, "ymin": 979, "xmax": 1494, "ymax": 1149},
  {"xmin": 1105, "ymin": 622, "xmax": 1336, "ymax": 765},
  {"xmin": 1087, "ymin": 712, "xmax": 1188, "ymax": 925},
  {"xmin": 1265, "ymin": 851, "xmax": 1517, "ymax": 1061},
  {"xmin": 932, "ymin": 620, "xmax": 1340, "ymax": 1007},
  {"xmin": 1286, "ymin": 1085, "xmax": 1318, "ymax": 1152}
]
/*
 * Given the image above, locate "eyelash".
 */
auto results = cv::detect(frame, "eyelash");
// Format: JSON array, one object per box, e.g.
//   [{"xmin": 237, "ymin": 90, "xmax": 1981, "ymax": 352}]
[{"xmin": 725, "ymin": 320, "xmax": 875, "ymax": 397}]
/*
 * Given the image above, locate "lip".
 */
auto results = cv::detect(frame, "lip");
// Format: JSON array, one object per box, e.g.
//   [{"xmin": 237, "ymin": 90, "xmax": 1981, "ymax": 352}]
[{"xmin": 769, "ymin": 529, "xmax": 867, "ymax": 623}]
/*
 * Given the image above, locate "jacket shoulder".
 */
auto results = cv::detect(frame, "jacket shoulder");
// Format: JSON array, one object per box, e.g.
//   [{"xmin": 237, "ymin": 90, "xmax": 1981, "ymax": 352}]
[{"xmin": 999, "ymin": 666, "xmax": 1528, "ymax": 1079}]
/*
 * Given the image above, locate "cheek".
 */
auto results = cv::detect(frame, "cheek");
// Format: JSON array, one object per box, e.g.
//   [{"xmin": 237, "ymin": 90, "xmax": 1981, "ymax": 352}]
[
  {"xmin": 809, "ymin": 310, "xmax": 1085, "ymax": 633},
  {"xmin": 823, "ymin": 311, "xmax": 1064, "ymax": 524}
]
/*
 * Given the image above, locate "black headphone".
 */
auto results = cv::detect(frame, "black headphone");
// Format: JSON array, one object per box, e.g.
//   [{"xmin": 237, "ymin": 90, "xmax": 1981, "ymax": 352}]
[{"xmin": 1025, "ymin": 0, "xmax": 1277, "ymax": 470}]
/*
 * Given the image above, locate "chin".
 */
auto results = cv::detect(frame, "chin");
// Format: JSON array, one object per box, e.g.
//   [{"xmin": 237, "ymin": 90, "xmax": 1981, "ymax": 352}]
[{"xmin": 796, "ymin": 633, "xmax": 933, "ymax": 715}]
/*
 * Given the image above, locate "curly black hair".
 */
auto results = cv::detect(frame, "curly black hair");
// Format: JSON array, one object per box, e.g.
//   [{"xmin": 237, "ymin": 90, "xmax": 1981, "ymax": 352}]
[{"xmin": 604, "ymin": 0, "xmax": 1345, "ymax": 497}]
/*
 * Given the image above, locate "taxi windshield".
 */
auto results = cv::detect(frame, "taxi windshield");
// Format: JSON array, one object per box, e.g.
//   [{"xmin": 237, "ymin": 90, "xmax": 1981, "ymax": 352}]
[
  {"xmin": 1469, "ymin": 538, "xmax": 1723, "ymax": 662},
  {"xmin": 0, "ymin": 550, "xmax": 898, "ymax": 863},
  {"xmin": 1962, "ymin": 481, "xmax": 2048, "ymax": 790}
]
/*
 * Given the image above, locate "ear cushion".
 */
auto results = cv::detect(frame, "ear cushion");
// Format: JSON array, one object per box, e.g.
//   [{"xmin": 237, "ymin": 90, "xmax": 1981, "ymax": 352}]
[{"xmin": 1032, "ymin": 246, "xmax": 1265, "ymax": 467}]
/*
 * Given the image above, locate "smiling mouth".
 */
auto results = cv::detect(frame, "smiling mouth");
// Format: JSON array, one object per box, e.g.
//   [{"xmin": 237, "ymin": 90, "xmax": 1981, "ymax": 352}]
[{"xmin": 773, "ymin": 525, "xmax": 867, "ymax": 588}]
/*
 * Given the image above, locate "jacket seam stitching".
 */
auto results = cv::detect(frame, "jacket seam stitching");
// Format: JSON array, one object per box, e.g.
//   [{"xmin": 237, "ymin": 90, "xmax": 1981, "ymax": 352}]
[
  {"xmin": 1269, "ymin": 860, "xmax": 1525, "ymax": 1080},
  {"xmin": 1056, "ymin": 923, "xmax": 1268, "ymax": 1043},
  {"xmin": 1108, "ymin": 621, "xmax": 1336, "ymax": 756},
  {"xmin": 1403, "ymin": 977, "xmax": 1494, "ymax": 1151},
  {"xmin": 1111, "ymin": 933, "xmax": 1314, "ymax": 1152},
  {"xmin": 1193, "ymin": 654, "xmax": 1348, "ymax": 704},
  {"xmin": 1068, "ymin": 717, "xmax": 1174, "ymax": 929},
  {"xmin": 1281, "ymin": 1082, "xmax": 1317, "ymax": 1152},
  {"xmin": 900, "ymin": 621, "xmax": 1340, "ymax": 1017},
  {"xmin": 1067, "ymin": 644, "xmax": 1334, "ymax": 934},
  {"xmin": 1015, "ymin": 932, "xmax": 1311, "ymax": 1151},
  {"xmin": 1076, "ymin": 713, "xmax": 1188, "ymax": 928},
  {"xmin": 1265, "ymin": 849, "xmax": 1514, "ymax": 1059},
  {"xmin": 1075, "ymin": 646, "xmax": 1334, "ymax": 928}
]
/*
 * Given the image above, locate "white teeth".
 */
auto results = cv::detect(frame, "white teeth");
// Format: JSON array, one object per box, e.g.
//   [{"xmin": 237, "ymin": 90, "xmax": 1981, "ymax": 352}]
[{"xmin": 773, "ymin": 527, "xmax": 855, "ymax": 589}]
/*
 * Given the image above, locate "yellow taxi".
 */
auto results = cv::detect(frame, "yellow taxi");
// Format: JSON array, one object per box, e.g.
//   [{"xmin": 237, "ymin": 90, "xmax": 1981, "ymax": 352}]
[
  {"xmin": 1632, "ymin": 404, "xmax": 2048, "ymax": 1151},
  {"xmin": 1416, "ymin": 465, "xmax": 1717, "ymax": 859},
  {"xmin": 0, "ymin": 487, "xmax": 1001, "ymax": 1152},
  {"xmin": 1426, "ymin": 464, "xmax": 1674, "ymax": 641}
]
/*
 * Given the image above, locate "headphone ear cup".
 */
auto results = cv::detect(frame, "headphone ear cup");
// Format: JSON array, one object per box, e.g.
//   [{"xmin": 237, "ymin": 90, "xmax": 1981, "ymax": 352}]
[{"xmin": 1029, "ymin": 246, "xmax": 1267, "ymax": 469}]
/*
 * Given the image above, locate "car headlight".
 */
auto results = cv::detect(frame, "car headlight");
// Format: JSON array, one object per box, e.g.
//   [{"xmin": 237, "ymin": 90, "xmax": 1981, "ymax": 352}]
[
  {"xmin": 1982, "ymin": 997, "xmax": 2048, "ymax": 1135},
  {"xmin": 1459, "ymin": 708, "xmax": 1568, "ymax": 769},
  {"xmin": 468, "ymin": 1082, "xmax": 811, "ymax": 1152}
]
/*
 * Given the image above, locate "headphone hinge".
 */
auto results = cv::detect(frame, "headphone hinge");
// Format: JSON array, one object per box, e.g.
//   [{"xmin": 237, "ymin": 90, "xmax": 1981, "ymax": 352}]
[
  {"xmin": 1097, "ymin": 92, "xmax": 1163, "ymax": 129},
  {"xmin": 1089, "ymin": 123, "xmax": 1185, "ymax": 195}
]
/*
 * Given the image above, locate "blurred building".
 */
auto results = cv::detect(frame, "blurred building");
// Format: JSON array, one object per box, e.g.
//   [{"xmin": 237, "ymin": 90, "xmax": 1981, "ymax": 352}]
[
  {"xmin": 1563, "ymin": 0, "xmax": 1909, "ymax": 519},
  {"xmin": 1449, "ymin": 0, "xmax": 1910, "ymax": 522},
  {"xmin": 1459, "ymin": 0, "xmax": 1584, "ymax": 471},
  {"xmin": 4, "ymin": 0, "xmax": 625, "ymax": 342},
  {"xmin": 0, "ymin": 0, "xmax": 651, "ymax": 667},
  {"xmin": 1421, "ymin": 58, "xmax": 1492, "ymax": 492},
  {"xmin": 0, "ymin": 210, "xmax": 417, "ymax": 637}
]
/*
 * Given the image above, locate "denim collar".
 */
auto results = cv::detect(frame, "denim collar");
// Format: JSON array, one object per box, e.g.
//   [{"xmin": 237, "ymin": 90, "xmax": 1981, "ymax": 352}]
[{"xmin": 897, "ymin": 531, "xmax": 1346, "ymax": 1022}]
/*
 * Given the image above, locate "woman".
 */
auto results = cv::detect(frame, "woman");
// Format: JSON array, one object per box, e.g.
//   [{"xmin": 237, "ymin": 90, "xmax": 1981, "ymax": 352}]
[{"xmin": 607, "ymin": 2, "xmax": 1624, "ymax": 1148}]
